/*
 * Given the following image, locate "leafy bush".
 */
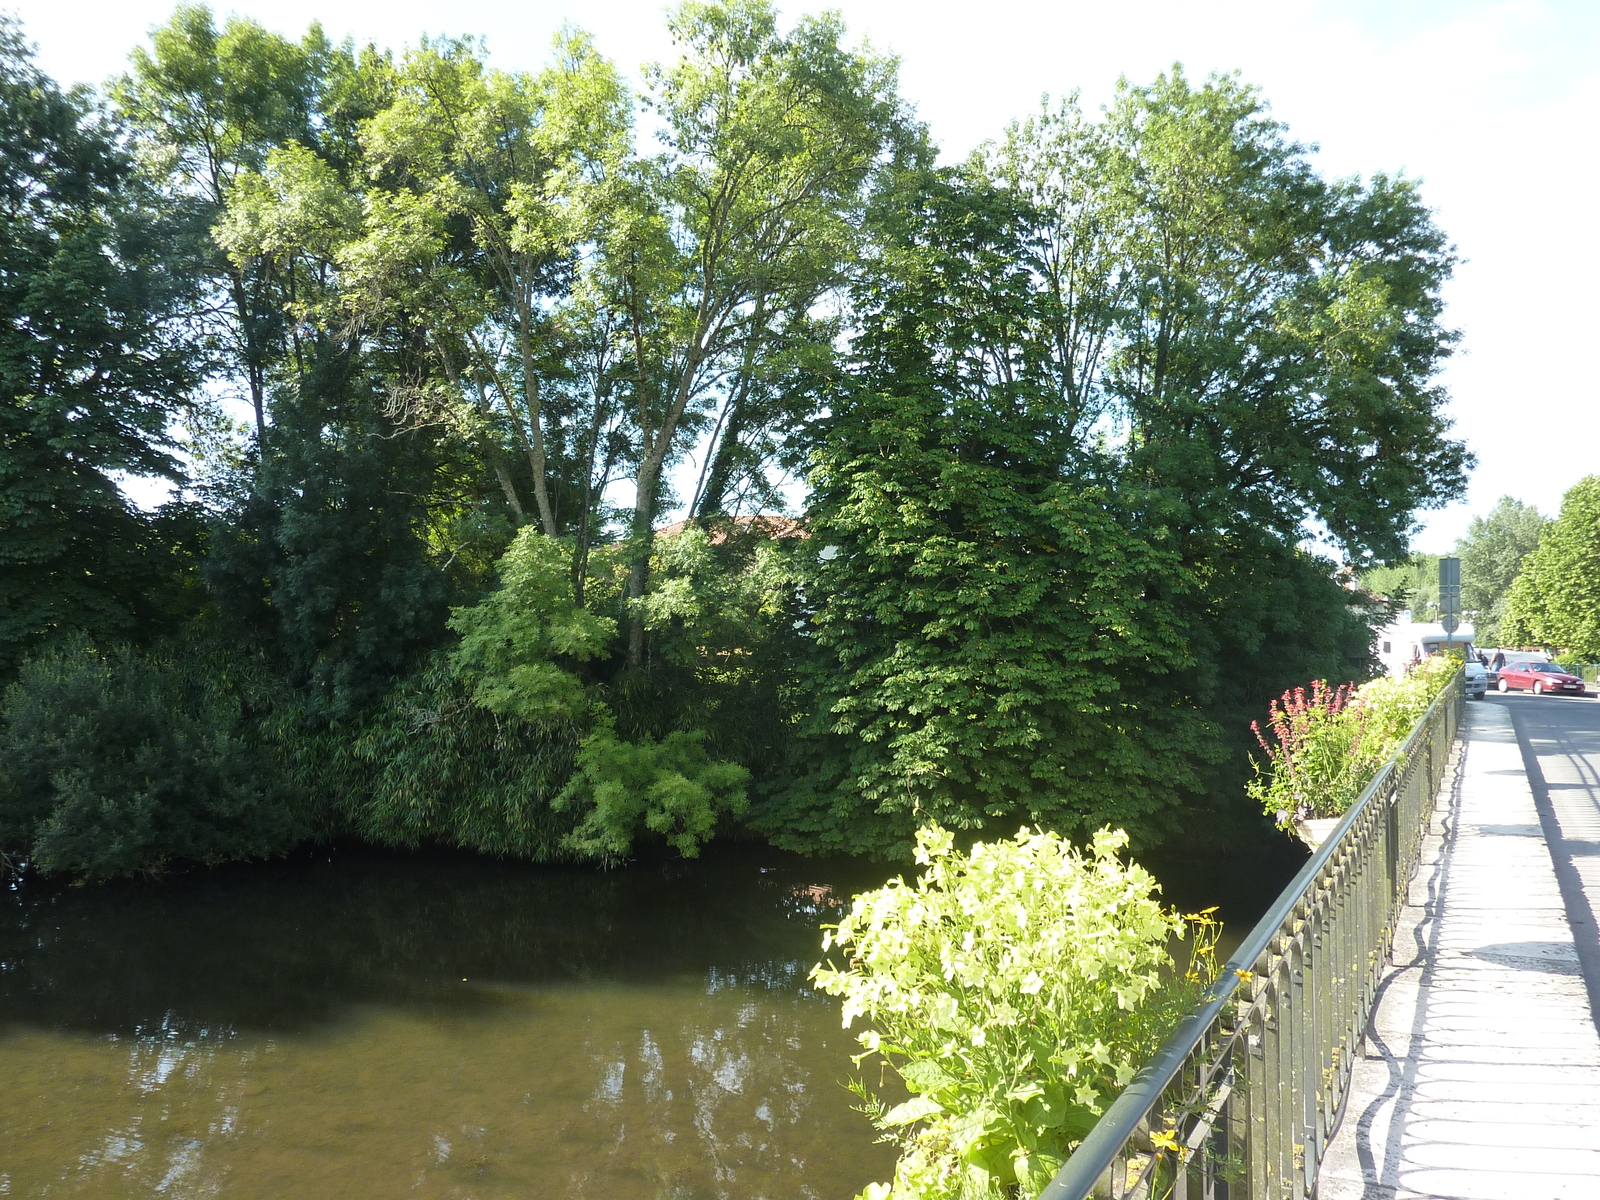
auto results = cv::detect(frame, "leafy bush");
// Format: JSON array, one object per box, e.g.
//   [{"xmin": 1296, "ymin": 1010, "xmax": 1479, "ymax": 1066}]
[
  {"xmin": 320, "ymin": 528, "xmax": 755, "ymax": 865},
  {"xmin": 1351, "ymin": 655, "xmax": 1456, "ymax": 750},
  {"xmin": 554, "ymin": 715, "xmax": 751, "ymax": 863},
  {"xmin": 294, "ymin": 658, "xmax": 584, "ymax": 859},
  {"xmin": 811, "ymin": 825, "xmax": 1218, "ymax": 1200},
  {"xmin": 447, "ymin": 528, "xmax": 616, "ymax": 723},
  {"xmin": 0, "ymin": 640, "xmax": 302, "ymax": 880},
  {"xmin": 1249, "ymin": 656, "xmax": 1455, "ymax": 830}
]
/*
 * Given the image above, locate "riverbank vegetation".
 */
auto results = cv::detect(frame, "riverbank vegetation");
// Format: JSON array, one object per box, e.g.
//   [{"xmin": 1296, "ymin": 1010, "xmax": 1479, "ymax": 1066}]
[
  {"xmin": 813, "ymin": 825, "xmax": 1221, "ymax": 1199},
  {"xmin": 0, "ymin": 1, "xmax": 1469, "ymax": 880}
]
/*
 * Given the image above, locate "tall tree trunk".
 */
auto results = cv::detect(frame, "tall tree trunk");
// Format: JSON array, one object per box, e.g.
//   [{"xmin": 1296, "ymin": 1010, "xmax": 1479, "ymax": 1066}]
[
  {"xmin": 514, "ymin": 298, "xmax": 558, "ymax": 536},
  {"xmin": 489, "ymin": 449, "xmax": 526, "ymax": 524},
  {"xmin": 229, "ymin": 267, "xmax": 267, "ymax": 440},
  {"xmin": 692, "ymin": 294, "xmax": 764, "ymax": 520},
  {"xmin": 436, "ymin": 337, "xmax": 527, "ymax": 523},
  {"xmin": 696, "ymin": 402, "xmax": 747, "ymax": 519}
]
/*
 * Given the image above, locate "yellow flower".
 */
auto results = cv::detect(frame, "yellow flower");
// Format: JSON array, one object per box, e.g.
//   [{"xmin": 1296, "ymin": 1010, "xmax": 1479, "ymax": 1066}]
[
  {"xmin": 1150, "ymin": 1128, "xmax": 1181, "ymax": 1154},
  {"xmin": 1235, "ymin": 969, "xmax": 1254, "ymax": 984}
]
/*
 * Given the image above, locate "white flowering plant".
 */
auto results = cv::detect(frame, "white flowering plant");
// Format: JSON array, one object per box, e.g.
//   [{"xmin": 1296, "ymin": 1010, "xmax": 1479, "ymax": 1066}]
[{"xmin": 811, "ymin": 824, "xmax": 1219, "ymax": 1200}]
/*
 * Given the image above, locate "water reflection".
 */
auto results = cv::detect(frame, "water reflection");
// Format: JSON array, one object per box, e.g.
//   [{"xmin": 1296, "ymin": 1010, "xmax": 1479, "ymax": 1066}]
[{"xmin": 0, "ymin": 844, "xmax": 898, "ymax": 1198}]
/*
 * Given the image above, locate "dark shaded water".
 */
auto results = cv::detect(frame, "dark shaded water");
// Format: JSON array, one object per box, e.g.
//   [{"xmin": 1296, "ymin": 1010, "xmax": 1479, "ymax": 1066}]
[{"xmin": 0, "ymin": 844, "xmax": 901, "ymax": 1199}]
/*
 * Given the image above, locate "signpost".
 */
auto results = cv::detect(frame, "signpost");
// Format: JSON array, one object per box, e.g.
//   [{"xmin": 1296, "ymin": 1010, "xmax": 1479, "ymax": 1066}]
[{"xmin": 1439, "ymin": 556, "xmax": 1461, "ymax": 648}]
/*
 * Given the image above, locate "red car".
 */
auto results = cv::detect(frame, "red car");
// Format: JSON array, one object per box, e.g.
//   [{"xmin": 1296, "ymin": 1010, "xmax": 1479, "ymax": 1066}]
[{"xmin": 1497, "ymin": 661, "xmax": 1588, "ymax": 696}]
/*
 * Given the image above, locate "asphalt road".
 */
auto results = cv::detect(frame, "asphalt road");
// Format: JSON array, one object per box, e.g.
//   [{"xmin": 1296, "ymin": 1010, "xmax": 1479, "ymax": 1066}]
[{"xmin": 1486, "ymin": 689, "xmax": 1600, "ymax": 1027}]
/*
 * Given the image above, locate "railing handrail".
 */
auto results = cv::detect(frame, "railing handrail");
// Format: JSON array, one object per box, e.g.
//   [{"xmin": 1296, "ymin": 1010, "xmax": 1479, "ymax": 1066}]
[{"xmin": 1038, "ymin": 671, "xmax": 1464, "ymax": 1200}]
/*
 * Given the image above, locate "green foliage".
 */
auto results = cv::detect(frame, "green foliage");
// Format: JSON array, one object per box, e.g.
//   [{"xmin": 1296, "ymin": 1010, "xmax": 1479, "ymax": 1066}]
[
  {"xmin": 204, "ymin": 348, "xmax": 468, "ymax": 715},
  {"xmin": 293, "ymin": 659, "xmax": 581, "ymax": 859},
  {"xmin": 1248, "ymin": 656, "xmax": 1455, "ymax": 829},
  {"xmin": 311, "ymin": 527, "xmax": 755, "ymax": 865},
  {"xmin": 115, "ymin": 3, "xmax": 366, "ymax": 433},
  {"xmin": 1504, "ymin": 476, "xmax": 1600, "ymax": 657},
  {"xmin": 1359, "ymin": 554, "xmax": 1441, "ymax": 623},
  {"xmin": 1354, "ymin": 654, "xmax": 1457, "ymax": 749},
  {"xmin": 448, "ymin": 528, "xmax": 615, "ymax": 723},
  {"xmin": 1456, "ymin": 496, "xmax": 1545, "ymax": 644},
  {"xmin": 0, "ymin": 640, "xmax": 301, "ymax": 880},
  {"xmin": 767, "ymin": 378, "xmax": 1218, "ymax": 857},
  {"xmin": 334, "ymin": 27, "xmax": 630, "ymax": 538},
  {"xmin": 625, "ymin": 521, "xmax": 803, "ymax": 771},
  {"xmin": 641, "ymin": 524, "xmax": 791, "ymax": 662},
  {"xmin": 976, "ymin": 73, "xmax": 1468, "ymax": 567},
  {"xmin": 0, "ymin": 21, "xmax": 201, "ymax": 675},
  {"xmin": 555, "ymin": 714, "xmax": 750, "ymax": 863},
  {"xmin": 812, "ymin": 826, "xmax": 1218, "ymax": 1200},
  {"xmin": 293, "ymin": 530, "xmax": 603, "ymax": 858}
]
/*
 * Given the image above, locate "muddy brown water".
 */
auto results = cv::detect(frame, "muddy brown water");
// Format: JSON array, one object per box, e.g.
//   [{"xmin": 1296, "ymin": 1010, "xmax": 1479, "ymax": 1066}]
[{"xmin": 0, "ymin": 844, "xmax": 901, "ymax": 1199}]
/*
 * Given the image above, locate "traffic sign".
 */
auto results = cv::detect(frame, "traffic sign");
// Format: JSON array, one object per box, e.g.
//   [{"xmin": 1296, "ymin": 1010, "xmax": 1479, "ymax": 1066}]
[{"xmin": 1438, "ymin": 557, "xmax": 1461, "ymax": 639}]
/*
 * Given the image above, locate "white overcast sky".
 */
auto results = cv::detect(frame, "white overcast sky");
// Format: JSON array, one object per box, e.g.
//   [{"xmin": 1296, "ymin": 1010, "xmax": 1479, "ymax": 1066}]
[{"xmin": 11, "ymin": 0, "xmax": 1597, "ymax": 553}]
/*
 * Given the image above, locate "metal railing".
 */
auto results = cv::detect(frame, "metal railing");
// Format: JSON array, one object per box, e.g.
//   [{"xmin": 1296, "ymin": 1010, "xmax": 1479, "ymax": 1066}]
[{"xmin": 1040, "ymin": 671, "xmax": 1464, "ymax": 1200}]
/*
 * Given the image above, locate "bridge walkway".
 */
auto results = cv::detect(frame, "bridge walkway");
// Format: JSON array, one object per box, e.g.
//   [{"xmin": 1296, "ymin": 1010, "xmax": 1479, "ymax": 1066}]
[{"xmin": 1320, "ymin": 697, "xmax": 1600, "ymax": 1199}]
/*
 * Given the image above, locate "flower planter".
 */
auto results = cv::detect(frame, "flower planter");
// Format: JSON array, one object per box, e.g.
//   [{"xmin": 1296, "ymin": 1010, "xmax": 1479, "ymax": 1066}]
[{"xmin": 1295, "ymin": 817, "xmax": 1342, "ymax": 850}]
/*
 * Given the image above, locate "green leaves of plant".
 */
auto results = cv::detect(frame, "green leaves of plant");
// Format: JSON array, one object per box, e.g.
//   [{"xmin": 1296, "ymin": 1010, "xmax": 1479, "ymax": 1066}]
[
  {"xmin": 554, "ymin": 716, "xmax": 749, "ymax": 863},
  {"xmin": 813, "ymin": 824, "xmax": 1221, "ymax": 1200},
  {"xmin": 446, "ymin": 529, "xmax": 614, "ymax": 725}
]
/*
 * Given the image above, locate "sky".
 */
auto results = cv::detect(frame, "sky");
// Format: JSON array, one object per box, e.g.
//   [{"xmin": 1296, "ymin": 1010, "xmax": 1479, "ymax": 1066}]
[{"xmin": 11, "ymin": 0, "xmax": 1598, "ymax": 553}]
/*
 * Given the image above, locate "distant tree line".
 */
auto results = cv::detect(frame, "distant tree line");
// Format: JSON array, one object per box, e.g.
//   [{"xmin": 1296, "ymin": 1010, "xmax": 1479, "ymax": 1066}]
[
  {"xmin": 0, "ymin": 1, "xmax": 1469, "ymax": 879},
  {"xmin": 1502, "ymin": 479, "xmax": 1600, "ymax": 658},
  {"xmin": 1361, "ymin": 485, "xmax": 1600, "ymax": 661}
]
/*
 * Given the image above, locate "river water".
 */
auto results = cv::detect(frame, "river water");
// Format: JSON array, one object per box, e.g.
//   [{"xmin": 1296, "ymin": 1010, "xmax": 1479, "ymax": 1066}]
[{"xmin": 0, "ymin": 845, "xmax": 901, "ymax": 1199}]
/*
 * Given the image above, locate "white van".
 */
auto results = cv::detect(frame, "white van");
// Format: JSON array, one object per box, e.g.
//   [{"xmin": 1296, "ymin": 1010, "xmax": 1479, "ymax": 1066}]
[{"xmin": 1375, "ymin": 618, "xmax": 1487, "ymax": 699}]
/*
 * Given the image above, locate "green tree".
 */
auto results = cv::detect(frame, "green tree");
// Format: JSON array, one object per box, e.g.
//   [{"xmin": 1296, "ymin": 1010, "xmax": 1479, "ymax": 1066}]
[
  {"xmin": 202, "ymin": 346, "xmax": 464, "ymax": 716},
  {"xmin": 214, "ymin": 29, "xmax": 637, "ymax": 606},
  {"xmin": 762, "ymin": 176, "xmax": 1216, "ymax": 855},
  {"xmin": 1457, "ymin": 496, "xmax": 1545, "ymax": 643},
  {"xmin": 600, "ymin": 0, "xmax": 916, "ymax": 665},
  {"xmin": 772, "ymin": 71, "xmax": 1466, "ymax": 856},
  {"xmin": 768, "ymin": 388, "xmax": 1216, "ymax": 856},
  {"xmin": 1503, "ymin": 476, "xmax": 1600, "ymax": 657},
  {"xmin": 446, "ymin": 528, "xmax": 615, "ymax": 723},
  {"xmin": 116, "ymin": 4, "xmax": 357, "ymax": 438},
  {"xmin": 348, "ymin": 30, "xmax": 631, "ymax": 536},
  {"xmin": 0, "ymin": 19, "xmax": 201, "ymax": 676},
  {"xmin": 978, "ymin": 74, "xmax": 1469, "ymax": 565}
]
